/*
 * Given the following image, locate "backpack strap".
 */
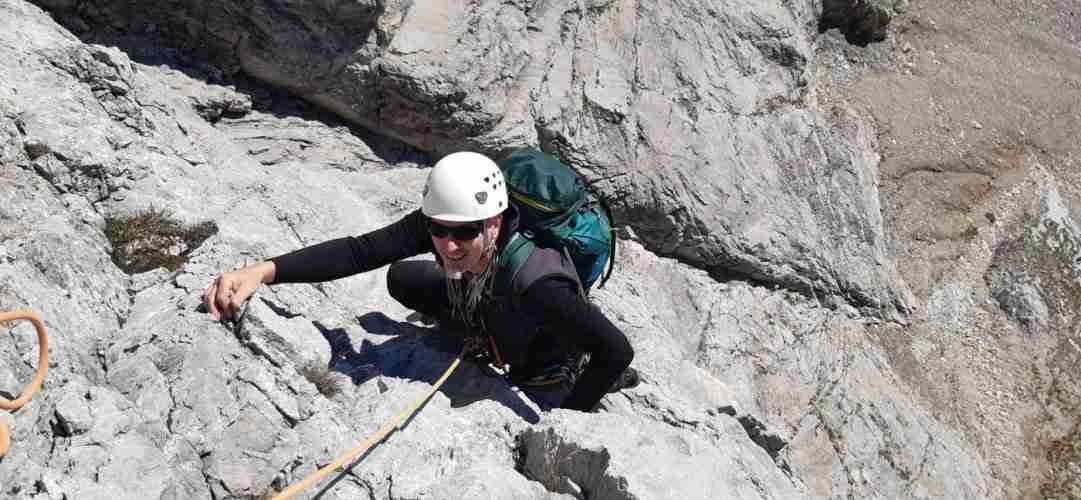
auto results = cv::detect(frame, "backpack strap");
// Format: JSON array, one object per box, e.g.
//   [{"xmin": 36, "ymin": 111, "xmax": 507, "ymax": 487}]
[
  {"xmin": 596, "ymin": 197, "xmax": 617, "ymax": 289},
  {"xmin": 494, "ymin": 232, "xmax": 536, "ymax": 301}
]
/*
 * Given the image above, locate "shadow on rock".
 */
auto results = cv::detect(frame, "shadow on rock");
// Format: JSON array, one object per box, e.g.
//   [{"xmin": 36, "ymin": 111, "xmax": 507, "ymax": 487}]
[
  {"xmin": 33, "ymin": 10, "xmax": 430, "ymax": 167},
  {"xmin": 314, "ymin": 315, "xmax": 541, "ymax": 424}
]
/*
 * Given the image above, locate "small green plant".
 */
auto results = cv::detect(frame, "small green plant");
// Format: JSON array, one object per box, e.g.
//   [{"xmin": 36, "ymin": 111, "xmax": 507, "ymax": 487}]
[
  {"xmin": 959, "ymin": 225, "xmax": 979, "ymax": 240},
  {"xmin": 302, "ymin": 364, "xmax": 341, "ymax": 398},
  {"xmin": 104, "ymin": 206, "xmax": 217, "ymax": 274}
]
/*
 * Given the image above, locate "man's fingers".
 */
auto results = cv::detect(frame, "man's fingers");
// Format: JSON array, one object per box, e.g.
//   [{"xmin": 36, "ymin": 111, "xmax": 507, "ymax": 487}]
[
  {"xmin": 205, "ymin": 281, "xmax": 221, "ymax": 320},
  {"xmin": 225, "ymin": 272, "xmax": 261, "ymax": 318},
  {"xmin": 223, "ymin": 280, "xmax": 241, "ymax": 317},
  {"xmin": 204, "ymin": 270, "xmax": 261, "ymax": 324},
  {"xmin": 216, "ymin": 279, "xmax": 237, "ymax": 320}
]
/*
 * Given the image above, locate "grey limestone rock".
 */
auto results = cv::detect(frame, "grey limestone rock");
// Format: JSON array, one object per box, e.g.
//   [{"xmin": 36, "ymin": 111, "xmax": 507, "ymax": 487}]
[
  {"xmin": 986, "ymin": 187, "xmax": 1081, "ymax": 335},
  {"xmin": 595, "ymin": 240, "xmax": 992, "ymax": 499},
  {"xmin": 32, "ymin": 0, "xmax": 913, "ymax": 316},
  {"xmin": 0, "ymin": 1, "xmax": 1042, "ymax": 499},
  {"xmin": 988, "ymin": 275, "xmax": 1049, "ymax": 333},
  {"xmin": 185, "ymin": 83, "xmax": 253, "ymax": 123},
  {"xmin": 517, "ymin": 411, "xmax": 800, "ymax": 499}
]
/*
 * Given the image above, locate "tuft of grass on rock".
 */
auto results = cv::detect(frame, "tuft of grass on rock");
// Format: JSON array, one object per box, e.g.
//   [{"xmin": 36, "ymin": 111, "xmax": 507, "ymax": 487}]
[
  {"xmin": 302, "ymin": 364, "xmax": 341, "ymax": 398},
  {"xmin": 104, "ymin": 206, "xmax": 217, "ymax": 274}
]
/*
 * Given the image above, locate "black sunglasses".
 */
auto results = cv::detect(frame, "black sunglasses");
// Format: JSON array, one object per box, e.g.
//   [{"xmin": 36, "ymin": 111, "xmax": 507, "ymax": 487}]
[{"xmin": 427, "ymin": 220, "xmax": 484, "ymax": 241}]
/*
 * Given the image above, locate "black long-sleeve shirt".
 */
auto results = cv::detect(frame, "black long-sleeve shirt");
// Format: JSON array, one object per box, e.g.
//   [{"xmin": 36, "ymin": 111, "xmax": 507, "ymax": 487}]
[{"xmin": 269, "ymin": 209, "xmax": 633, "ymax": 411}]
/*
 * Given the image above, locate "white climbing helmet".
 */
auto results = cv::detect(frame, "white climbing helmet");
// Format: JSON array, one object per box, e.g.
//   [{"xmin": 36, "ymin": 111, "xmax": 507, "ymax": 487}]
[{"xmin": 421, "ymin": 151, "xmax": 508, "ymax": 222}]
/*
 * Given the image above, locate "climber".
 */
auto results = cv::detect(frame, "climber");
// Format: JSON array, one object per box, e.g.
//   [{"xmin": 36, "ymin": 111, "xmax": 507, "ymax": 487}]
[{"xmin": 203, "ymin": 151, "xmax": 637, "ymax": 412}]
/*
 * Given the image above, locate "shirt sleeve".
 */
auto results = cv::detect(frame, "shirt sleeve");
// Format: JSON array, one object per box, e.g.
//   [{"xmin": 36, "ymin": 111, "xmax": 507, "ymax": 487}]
[
  {"xmin": 270, "ymin": 209, "xmax": 434, "ymax": 284},
  {"xmin": 519, "ymin": 277, "xmax": 635, "ymax": 412}
]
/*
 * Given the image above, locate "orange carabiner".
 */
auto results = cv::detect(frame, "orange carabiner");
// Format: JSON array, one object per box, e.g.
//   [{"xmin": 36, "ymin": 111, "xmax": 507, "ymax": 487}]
[{"xmin": 0, "ymin": 310, "xmax": 49, "ymax": 458}]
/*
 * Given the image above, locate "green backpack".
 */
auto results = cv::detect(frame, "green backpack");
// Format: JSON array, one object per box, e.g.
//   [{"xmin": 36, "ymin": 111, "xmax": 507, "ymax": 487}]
[{"xmin": 495, "ymin": 148, "xmax": 616, "ymax": 295}]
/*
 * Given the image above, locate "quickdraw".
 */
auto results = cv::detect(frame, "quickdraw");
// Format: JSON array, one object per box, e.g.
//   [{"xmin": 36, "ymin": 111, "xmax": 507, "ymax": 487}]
[{"xmin": 0, "ymin": 310, "xmax": 49, "ymax": 458}]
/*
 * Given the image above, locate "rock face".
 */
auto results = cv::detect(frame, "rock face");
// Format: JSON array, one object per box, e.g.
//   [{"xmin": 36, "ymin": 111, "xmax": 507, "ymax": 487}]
[
  {"xmin": 36, "ymin": 0, "xmax": 915, "ymax": 315},
  {"xmin": 1, "ymin": 0, "xmax": 1076, "ymax": 499},
  {"xmin": 986, "ymin": 188, "xmax": 1081, "ymax": 336},
  {"xmin": 810, "ymin": 0, "xmax": 1081, "ymax": 495},
  {"xmin": 1, "ymin": 2, "xmax": 801, "ymax": 498},
  {"xmin": 596, "ymin": 241, "xmax": 990, "ymax": 499},
  {"xmin": 981, "ymin": 179, "xmax": 1081, "ymax": 497}
]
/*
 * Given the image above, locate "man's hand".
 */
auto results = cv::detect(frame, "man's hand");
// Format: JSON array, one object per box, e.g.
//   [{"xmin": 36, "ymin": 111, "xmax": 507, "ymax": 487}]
[{"xmin": 203, "ymin": 261, "xmax": 275, "ymax": 321}]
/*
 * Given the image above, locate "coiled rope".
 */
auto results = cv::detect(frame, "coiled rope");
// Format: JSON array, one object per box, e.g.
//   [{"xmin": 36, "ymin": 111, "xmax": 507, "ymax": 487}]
[
  {"xmin": 0, "ymin": 310, "xmax": 49, "ymax": 458},
  {"xmin": 271, "ymin": 347, "xmax": 465, "ymax": 500}
]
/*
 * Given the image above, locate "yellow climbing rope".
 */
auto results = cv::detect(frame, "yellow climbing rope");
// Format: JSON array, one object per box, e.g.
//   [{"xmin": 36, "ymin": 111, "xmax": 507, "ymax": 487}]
[
  {"xmin": 0, "ymin": 310, "xmax": 49, "ymax": 458},
  {"xmin": 271, "ymin": 347, "xmax": 465, "ymax": 500}
]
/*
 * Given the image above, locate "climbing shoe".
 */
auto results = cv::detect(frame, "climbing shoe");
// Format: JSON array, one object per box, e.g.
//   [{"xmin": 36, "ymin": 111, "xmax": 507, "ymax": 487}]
[
  {"xmin": 607, "ymin": 366, "xmax": 640, "ymax": 393},
  {"xmin": 511, "ymin": 363, "xmax": 575, "ymax": 388}
]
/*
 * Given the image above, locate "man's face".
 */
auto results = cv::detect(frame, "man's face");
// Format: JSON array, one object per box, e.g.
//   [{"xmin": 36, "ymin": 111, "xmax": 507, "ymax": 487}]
[{"xmin": 428, "ymin": 216, "xmax": 501, "ymax": 275}]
